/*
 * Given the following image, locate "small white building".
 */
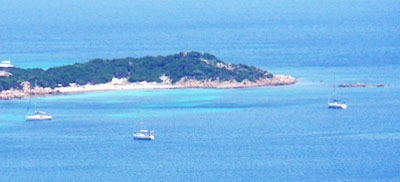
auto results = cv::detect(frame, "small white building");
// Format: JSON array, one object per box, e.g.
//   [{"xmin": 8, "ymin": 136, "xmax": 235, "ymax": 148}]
[
  {"xmin": 0, "ymin": 60, "xmax": 14, "ymax": 68},
  {"xmin": 0, "ymin": 60, "xmax": 14, "ymax": 77}
]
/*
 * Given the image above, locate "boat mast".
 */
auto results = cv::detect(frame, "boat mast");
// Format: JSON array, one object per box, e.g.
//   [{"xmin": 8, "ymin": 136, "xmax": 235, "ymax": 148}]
[{"xmin": 332, "ymin": 72, "xmax": 337, "ymax": 100}]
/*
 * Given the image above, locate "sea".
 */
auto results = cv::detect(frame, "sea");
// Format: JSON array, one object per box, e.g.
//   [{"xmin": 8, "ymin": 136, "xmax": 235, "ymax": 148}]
[{"xmin": 1, "ymin": 0, "xmax": 400, "ymax": 181}]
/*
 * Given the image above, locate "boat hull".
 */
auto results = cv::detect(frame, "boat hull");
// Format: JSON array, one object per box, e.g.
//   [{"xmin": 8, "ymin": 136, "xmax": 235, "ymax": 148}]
[
  {"xmin": 328, "ymin": 102, "xmax": 347, "ymax": 109},
  {"xmin": 26, "ymin": 115, "xmax": 52, "ymax": 121},
  {"xmin": 133, "ymin": 130, "xmax": 155, "ymax": 140},
  {"xmin": 133, "ymin": 136, "xmax": 155, "ymax": 140},
  {"xmin": 133, "ymin": 133, "xmax": 155, "ymax": 140}
]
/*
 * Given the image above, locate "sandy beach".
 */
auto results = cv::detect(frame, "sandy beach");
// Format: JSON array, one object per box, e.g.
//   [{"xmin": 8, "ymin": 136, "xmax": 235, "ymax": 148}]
[
  {"xmin": 0, "ymin": 75, "xmax": 297, "ymax": 100},
  {"xmin": 55, "ymin": 75, "xmax": 297, "ymax": 92}
]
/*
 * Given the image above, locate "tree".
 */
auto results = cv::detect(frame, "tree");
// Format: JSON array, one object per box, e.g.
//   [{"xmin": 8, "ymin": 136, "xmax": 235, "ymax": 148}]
[{"xmin": 0, "ymin": 52, "xmax": 270, "ymax": 91}]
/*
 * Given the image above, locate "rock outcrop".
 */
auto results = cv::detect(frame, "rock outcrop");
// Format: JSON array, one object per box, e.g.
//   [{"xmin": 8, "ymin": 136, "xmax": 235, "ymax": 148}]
[
  {"xmin": 174, "ymin": 75, "xmax": 297, "ymax": 88},
  {"xmin": 0, "ymin": 83, "xmax": 54, "ymax": 100},
  {"xmin": 338, "ymin": 83, "xmax": 385, "ymax": 88}
]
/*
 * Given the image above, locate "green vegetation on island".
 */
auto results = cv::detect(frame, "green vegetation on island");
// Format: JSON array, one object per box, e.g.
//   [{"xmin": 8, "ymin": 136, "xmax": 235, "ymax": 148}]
[{"xmin": 0, "ymin": 51, "xmax": 274, "ymax": 91}]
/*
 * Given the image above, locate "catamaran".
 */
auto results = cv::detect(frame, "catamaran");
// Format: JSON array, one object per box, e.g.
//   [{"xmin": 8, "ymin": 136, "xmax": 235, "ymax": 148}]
[
  {"xmin": 133, "ymin": 129, "xmax": 155, "ymax": 140},
  {"xmin": 26, "ymin": 111, "xmax": 53, "ymax": 121},
  {"xmin": 26, "ymin": 92, "xmax": 52, "ymax": 121}
]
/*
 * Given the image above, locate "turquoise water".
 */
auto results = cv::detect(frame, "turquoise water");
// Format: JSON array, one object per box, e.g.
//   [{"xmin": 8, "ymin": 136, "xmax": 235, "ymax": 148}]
[
  {"xmin": 1, "ymin": 85, "xmax": 399, "ymax": 181},
  {"xmin": 1, "ymin": 0, "xmax": 400, "ymax": 181}
]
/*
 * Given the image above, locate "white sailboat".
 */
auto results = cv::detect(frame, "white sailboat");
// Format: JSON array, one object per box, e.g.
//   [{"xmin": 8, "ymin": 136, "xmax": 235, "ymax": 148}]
[
  {"xmin": 26, "ymin": 110, "xmax": 53, "ymax": 121},
  {"xmin": 26, "ymin": 97, "xmax": 52, "ymax": 121},
  {"xmin": 328, "ymin": 99, "xmax": 347, "ymax": 109},
  {"xmin": 133, "ymin": 129, "xmax": 155, "ymax": 140},
  {"xmin": 328, "ymin": 76, "xmax": 347, "ymax": 109},
  {"xmin": 133, "ymin": 117, "xmax": 155, "ymax": 140}
]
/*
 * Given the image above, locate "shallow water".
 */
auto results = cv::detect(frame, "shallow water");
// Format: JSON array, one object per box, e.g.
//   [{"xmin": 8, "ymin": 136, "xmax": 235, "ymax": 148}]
[
  {"xmin": 1, "ymin": 0, "xmax": 400, "ymax": 181},
  {"xmin": 1, "ymin": 80, "xmax": 399, "ymax": 181}
]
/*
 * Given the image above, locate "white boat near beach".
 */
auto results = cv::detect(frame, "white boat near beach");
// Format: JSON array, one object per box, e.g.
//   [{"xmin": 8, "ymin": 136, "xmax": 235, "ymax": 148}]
[
  {"xmin": 26, "ymin": 91, "xmax": 52, "ymax": 121},
  {"xmin": 26, "ymin": 111, "xmax": 53, "ymax": 121},
  {"xmin": 133, "ymin": 130, "xmax": 155, "ymax": 140}
]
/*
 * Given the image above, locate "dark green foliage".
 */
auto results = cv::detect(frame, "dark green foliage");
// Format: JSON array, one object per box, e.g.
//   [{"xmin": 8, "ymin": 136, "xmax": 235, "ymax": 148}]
[{"xmin": 0, "ymin": 52, "xmax": 270, "ymax": 91}]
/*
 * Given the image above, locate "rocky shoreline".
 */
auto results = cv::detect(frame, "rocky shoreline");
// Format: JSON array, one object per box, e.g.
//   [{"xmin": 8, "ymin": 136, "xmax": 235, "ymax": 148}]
[
  {"xmin": 0, "ymin": 75, "xmax": 297, "ymax": 100},
  {"xmin": 338, "ymin": 83, "xmax": 385, "ymax": 88}
]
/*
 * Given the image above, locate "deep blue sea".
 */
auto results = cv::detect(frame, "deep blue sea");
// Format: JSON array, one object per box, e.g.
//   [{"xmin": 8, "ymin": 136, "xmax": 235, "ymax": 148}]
[{"xmin": 1, "ymin": 0, "xmax": 400, "ymax": 181}]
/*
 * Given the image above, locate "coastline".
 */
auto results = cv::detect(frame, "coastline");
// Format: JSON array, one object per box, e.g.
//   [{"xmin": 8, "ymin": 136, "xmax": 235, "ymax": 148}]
[{"xmin": 0, "ymin": 75, "xmax": 297, "ymax": 100}]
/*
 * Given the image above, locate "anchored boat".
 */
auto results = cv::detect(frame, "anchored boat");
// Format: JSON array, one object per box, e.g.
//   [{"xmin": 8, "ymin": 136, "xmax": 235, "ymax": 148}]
[
  {"xmin": 328, "ymin": 99, "xmax": 347, "ymax": 109},
  {"xmin": 26, "ymin": 111, "xmax": 53, "ymax": 121},
  {"xmin": 133, "ymin": 130, "xmax": 155, "ymax": 140},
  {"xmin": 328, "ymin": 75, "xmax": 347, "ymax": 109}
]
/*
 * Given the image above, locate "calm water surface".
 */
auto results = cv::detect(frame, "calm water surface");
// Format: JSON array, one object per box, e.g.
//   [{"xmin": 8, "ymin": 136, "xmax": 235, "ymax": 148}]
[
  {"xmin": 1, "ymin": 0, "xmax": 400, "ymax": 181},
  {"xmin": 1, "ymin": 83, "xmax": 399, "ymax": 181}
]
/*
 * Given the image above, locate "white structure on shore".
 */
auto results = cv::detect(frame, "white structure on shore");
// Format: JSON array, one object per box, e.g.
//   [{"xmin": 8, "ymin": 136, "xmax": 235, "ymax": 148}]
[
  {"xmin": 0, "ymin": 60, "xmax": 14, "ymax": 68},
  {"xmin": 0, "ymin": 60, "xmax": 13, "ymax": 77}
]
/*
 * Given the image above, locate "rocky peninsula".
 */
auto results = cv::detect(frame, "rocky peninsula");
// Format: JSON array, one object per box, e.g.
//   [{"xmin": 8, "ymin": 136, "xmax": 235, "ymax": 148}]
[{"xmin": 0, "ymin": 52, "xmax": 297, "ymax": 100}]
